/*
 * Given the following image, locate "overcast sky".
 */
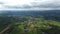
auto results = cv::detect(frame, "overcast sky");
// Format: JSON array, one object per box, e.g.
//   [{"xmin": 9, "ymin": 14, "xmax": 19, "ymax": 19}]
[{"xmin": 0, "ymin": 0, "xmax": 60, "ymax": 10}]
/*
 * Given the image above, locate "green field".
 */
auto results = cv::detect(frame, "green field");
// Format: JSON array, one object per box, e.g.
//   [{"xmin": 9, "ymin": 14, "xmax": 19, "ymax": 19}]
[{"xmin": 0, "ymin": 11, "xmax": 60, "ymax": 34}]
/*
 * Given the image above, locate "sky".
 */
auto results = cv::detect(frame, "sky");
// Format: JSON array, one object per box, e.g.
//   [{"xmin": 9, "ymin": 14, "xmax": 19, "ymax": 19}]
[{"xmin": 0, "ymin": 0, "xmax": 60, "ymax": 10}]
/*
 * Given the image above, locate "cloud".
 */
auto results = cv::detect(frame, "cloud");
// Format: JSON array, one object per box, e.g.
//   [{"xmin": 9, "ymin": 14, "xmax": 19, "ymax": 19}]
[
  {"xmin": 30, "ymin": 0, "xmax": 60, "ymax": 8},
  {"xmin": 0, "ymin": 0, "xmax": 60, "ymax": 10},
  {"xmin": 0, "ymin": 2, "xmax": 3, "ymax": 4}
]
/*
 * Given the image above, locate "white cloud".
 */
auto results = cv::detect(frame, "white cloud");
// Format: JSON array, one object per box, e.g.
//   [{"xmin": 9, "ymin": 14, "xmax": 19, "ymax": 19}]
[{"xmin": 0, "ymin": 0, "xmax": 60, "ymax": 10}]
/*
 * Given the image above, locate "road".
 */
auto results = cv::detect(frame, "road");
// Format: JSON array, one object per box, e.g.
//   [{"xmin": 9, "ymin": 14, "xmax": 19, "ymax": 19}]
[{"xmin": 0, "ymin": 24, "xmax": 12, "ymax": 34}]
